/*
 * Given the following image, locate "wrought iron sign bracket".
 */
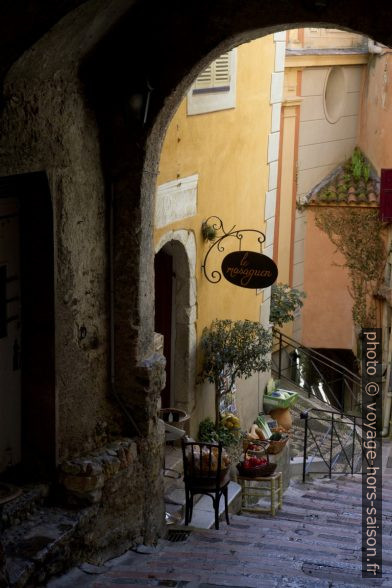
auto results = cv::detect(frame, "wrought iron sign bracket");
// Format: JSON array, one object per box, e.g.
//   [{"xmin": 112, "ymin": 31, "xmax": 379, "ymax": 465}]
[{"xmin": 201, "ymin": 216, "xmax": 266, "ymax": 284}]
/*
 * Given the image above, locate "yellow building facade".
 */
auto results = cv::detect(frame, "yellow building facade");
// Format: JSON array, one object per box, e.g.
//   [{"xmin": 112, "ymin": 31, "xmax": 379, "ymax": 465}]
[{"xmin": 154, "ymin": 34, "xmax": 283, "ymax": 436}]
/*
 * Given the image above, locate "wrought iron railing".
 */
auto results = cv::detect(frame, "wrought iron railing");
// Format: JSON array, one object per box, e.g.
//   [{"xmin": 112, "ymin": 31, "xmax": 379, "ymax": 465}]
[
  {"xmin": 272, "ymin": 328, "xmax": 361, "ymax": 413},
  {"xmin": 300, "ymin": 408, "xmax": 368, "ymax": 481}
]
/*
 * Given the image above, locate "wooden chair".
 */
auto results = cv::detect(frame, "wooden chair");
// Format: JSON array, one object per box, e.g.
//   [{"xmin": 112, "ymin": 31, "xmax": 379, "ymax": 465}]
[{"xmin": 181, "ymin": 439, "xmax": 230, "ymax": 530}]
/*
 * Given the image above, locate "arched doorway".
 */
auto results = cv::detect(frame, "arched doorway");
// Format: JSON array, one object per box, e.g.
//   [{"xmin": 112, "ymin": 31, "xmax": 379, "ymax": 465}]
[{"xmin": 154, "ymin": 232, "xmax": 197, "ymax": 415}]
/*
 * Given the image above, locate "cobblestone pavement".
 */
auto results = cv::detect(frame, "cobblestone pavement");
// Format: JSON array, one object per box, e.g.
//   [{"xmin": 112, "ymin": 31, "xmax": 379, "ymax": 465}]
[{"xmin": 49, "ymin": 474, "xmax": 392, "ymax": 588}]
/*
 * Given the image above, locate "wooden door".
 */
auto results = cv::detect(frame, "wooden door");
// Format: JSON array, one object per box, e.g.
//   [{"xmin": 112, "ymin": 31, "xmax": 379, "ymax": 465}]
[
  {"xmin": 0, "ymin": 198, "xmax": 21, "ymax": 473},
  {"xmin": 154, "ymin": 249, "xmax": 173, "ymax": 408}
]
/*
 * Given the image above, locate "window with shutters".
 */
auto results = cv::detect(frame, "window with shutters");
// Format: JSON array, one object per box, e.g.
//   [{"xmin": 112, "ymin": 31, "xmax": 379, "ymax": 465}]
[
  {"xmin": 187, "ymin": 49, "xmax": 237, "ymax": 115},
  {"xmin": 380, "ymin": 169, "xmax": 392, "ymax": 222}
]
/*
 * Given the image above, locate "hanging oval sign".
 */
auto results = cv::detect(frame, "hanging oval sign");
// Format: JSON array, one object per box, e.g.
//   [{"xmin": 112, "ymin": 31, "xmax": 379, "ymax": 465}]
[{"xmin": 221, "ymin": 251, "xmax": 278, "ymax": 289}]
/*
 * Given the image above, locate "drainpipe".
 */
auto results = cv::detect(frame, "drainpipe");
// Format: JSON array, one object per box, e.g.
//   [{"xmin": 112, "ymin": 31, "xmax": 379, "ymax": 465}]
[
  {"xmin": 381, "ymin": 327, "xmax": 392, "ymax": 437},
  {"xmin": 382, "ymin": 385, "xmax": 392, "ymax": 437},
  {"xmin": 381, "ymin": 360, "xmax": 392, "ymax": 437},
  {"xmin": 110, "ymin": 183, "xmax": 115, "ymax": 394}
]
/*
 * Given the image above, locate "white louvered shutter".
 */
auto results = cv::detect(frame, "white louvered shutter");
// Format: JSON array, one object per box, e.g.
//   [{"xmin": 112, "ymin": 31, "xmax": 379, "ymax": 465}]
[{"xmin": 194, "ymin": 52, "xmax": 231, "ymax": 92}]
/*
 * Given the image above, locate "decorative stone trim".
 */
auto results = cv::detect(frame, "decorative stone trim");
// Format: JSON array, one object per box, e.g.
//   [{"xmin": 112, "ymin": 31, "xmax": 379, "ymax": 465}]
[
  {"xmin": 155, "ymin": 175, "xmax": 198, "ymax": 228},
  {"xmin": 155, "ymin": 231, "xmax": 197, "ymax": 413},
  {"xmin": 59, "ymin": 438, "xmax": 137, "ymax": 506}
]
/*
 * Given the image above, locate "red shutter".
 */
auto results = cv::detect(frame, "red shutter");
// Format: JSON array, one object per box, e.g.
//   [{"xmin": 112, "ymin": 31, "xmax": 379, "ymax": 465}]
[{"xmin": 380, "ymin": 169, "xmax": 392, "ymax": 221}]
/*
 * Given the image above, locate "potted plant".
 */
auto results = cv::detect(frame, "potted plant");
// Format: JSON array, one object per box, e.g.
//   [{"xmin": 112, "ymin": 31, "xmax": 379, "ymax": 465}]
[{"xmin": 199, "ymin": 319, "xmax": 272, "ymax": 427}]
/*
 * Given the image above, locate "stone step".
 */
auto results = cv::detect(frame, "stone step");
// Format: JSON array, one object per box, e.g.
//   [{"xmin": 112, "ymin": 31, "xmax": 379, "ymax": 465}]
[
  {"xmin": 173, "ymin": 481, "xmax": 242, "ymax": 530},
  {"xmin": 1, "ymin": 483, "xmax": 50, "ymax": 531},
  {"xmin": 2, "ymin": 504, "xmax": 92, "ymax": 587},
  {"xmin": 163, "ymin": 445, "xmax": 183, "ymax": 494}
]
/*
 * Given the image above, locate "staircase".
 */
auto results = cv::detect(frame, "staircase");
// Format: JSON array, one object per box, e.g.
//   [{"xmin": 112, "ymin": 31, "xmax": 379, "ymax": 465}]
[
  {"xmin": 271, "ymin": 330, "xmax": 365, "ymax": 481},
  {"xmin": 0, "ymin": 482, "xmax": 94, "ymax": 587},
  {"xmin": 272, "ymin": 328, "xmax": 361, "ymax": 412},
  {"xmin": 54, "ymin": 442, "xmax": 392, "ymax": 587}
]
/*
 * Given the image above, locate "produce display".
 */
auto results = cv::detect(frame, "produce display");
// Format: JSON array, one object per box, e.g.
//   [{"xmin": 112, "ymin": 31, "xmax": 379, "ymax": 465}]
[
  {"xmin": 237, "ymin": 440, "xmax": 277, "ymax": 477},
  {"xmin": 220, "ymin": 412, "xmax": 241, "ymax": 429},
  {"xmin": 263, "ymin": 389, "xmax": 298, "ymax": 410},
  {"xmin": 243, "ymin": 414, "xmax": 290, "ymax": 455},
  {"xmin": 185, "ymin": 445, "xmax": 231, "ymax": 473},
  {"xmin": 241, "ymin": 454, "xmax": 268, "ymax": 470}
]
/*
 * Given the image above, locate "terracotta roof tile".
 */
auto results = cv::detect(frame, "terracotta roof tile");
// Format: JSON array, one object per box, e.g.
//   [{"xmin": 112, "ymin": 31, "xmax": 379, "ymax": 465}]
[{"xmin": 306, "ymin": 151, "xmax": 379, "ymax": 208}]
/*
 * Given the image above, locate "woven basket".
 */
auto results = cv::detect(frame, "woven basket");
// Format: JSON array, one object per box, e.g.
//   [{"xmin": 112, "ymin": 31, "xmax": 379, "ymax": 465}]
[
  {"xmin": 266, "ymin": 437, "xmax": 288, "ymax": 455},
  {"xmin": 242, "ymin": 438, "xmax": 269, "ymax": 453},
  {"xmin": 236, "ymin": 461, "xmax": 277, "ymax": 477},
  {"xmin": 271, "ymin": 427, "xmax": 292, "ymax": 435},
  {"xmin": 237, "ymin": 444, "xmax": 276, "ymax": 477}
]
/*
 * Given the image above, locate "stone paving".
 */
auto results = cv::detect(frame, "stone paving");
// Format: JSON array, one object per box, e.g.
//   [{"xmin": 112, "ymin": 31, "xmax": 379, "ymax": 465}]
[{"xmin": 48, "ymin": 473, "xmax": 392, "ymax": 588}]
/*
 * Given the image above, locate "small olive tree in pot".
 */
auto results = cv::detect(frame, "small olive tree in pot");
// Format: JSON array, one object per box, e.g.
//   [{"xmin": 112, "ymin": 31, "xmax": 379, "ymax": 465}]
[{"xmin": 199, "ymin": 319, "xmax": 272, "ymax": 427}]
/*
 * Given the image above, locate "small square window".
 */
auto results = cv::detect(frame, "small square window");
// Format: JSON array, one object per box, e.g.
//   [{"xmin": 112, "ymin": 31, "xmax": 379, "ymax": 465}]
[{"xmin": 187, "ymin": 49, "xmax": 237, "ymax": 115}]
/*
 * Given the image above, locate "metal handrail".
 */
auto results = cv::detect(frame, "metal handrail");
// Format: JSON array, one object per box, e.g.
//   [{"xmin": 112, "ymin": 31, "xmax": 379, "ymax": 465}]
[
  {"xmin": 300, "ymin": 408, "xmax": 369, "ymax": 481},
  {"xmin": 273, "ymin": 328, "xmax": 361, "ymax": 381},
  {"xmin": 272, "ymin": 328, "xmax": 361, "ymax": 412}
]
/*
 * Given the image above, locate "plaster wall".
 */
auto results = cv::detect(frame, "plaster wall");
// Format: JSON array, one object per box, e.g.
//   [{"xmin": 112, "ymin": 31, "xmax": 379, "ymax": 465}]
[
  {"xmin": 297, "ymin": 65, "xmax": 363, "ymax": 199},
  {"xmin": 292, "ymin": 61, "xmax": 363, "ymax": 345},
  {"xmin": 359, "ymin": 53, "xmax": 392, "ymax": 171},
  {"xmin": 301, "ymin": 209, "xmax": 354, "ymax": 349}
]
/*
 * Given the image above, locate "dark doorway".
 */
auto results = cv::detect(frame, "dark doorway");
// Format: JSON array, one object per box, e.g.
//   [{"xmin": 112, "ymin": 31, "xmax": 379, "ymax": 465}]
[
  {"xmin": 154, "ymin": 248, "xmax": 173, "ymax": 409},
  {"xmin": 0, "ymin": 172, "xmax": 55, "ymax": 480}
]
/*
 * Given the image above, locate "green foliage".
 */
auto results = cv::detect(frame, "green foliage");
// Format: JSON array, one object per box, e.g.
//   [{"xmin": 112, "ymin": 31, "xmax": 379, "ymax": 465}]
[
  {"xmin": 198, "ymin": 417, "xmax": 240, "ymax": 447},
  {"xmin": 199, "ymin": 319, "xmax": 272, "ymax": 394},
  {"xmin": 297, "ymin": 349, "xmax": 321, "ymax": 391},
  {"xmin": 348, "ymin": 148, "xmax": 371, "ymax": 184},
  {"xmin": 269, "ymin": 283, "xmax": 306, "ymax": 327},
  {"xmin": 314, "ymin": 208, "xmax": 386, "ymax": 328},
  {"xmin": 202, "ymin": 222, "xmax": 217, "ymax": 241},
  {"xmin": 199, "ymin": 319, "xmax": 272, "ymax": 425}
]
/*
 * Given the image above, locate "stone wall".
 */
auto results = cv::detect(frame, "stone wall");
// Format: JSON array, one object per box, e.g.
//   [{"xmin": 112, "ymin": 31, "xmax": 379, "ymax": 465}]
[
  {"xmin": 0, "ymin": 21, "xmax": 167, "ymax": 560},
  {"xmin": 58, "ymin": 433, "xmax": 165, "ymax": 563}
]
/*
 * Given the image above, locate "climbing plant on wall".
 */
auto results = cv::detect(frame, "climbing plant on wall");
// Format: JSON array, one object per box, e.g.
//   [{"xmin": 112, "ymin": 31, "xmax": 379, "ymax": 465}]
[{"xmin": 313, "ymin": 207, "xmax": 386, "ymax": 329}]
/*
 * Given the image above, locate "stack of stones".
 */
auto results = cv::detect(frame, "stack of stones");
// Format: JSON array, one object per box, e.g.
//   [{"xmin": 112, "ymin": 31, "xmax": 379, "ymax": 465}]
[{"xmin": 59, "ymin": 438, "xmax": 138, "ymax": 506}]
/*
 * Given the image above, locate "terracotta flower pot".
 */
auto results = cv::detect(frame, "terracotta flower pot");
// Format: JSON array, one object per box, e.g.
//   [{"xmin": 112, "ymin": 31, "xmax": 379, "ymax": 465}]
[{"xmin": 269, "ymin": 407, "xmax": 292, "ymax": 430}]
